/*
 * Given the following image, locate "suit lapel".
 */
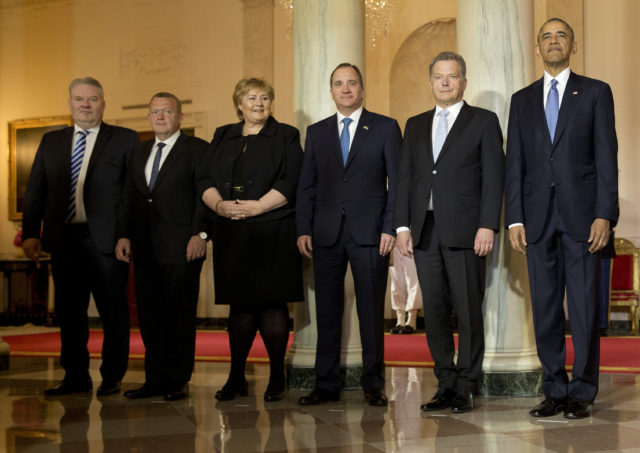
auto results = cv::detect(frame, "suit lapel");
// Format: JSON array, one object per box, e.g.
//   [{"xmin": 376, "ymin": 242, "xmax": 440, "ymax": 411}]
[
  {"xmin": 529, "ymin": 78, "xmax": 552, "ymax": 148},
  {"xmin": 327, "ymin": 115, "xmax": 343, "ymax": 168},
  {"xmin": 435, "ymin": 103, "xmax": 472, "ymax": 164},
  {"xmin": 133, "ymin": 140, "xmax": 154, "ymax": 194},
  {"xmin": 86, "ymin": 122, "xmax": 112, "ymax": 176},
  {"xmin": 552, "ymin": 72, "xmax": 582, "ymax": 150},
  {"xmin": 345, "ymin": 109, "xmax": 372, "ymax": 169},
  {"xmin": 59, "ymin": 127, "xmax": 75, "ymax": 182}
]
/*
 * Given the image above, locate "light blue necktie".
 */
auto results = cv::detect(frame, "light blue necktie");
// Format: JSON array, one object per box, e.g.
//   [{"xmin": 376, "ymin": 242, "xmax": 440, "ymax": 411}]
[
  {"xmin": 432, "ymin": 109, "xmax": 450, "ymax": 162},
  {"xmin": 66, "ymin": 130, "xmax": 89, "ymax": 222},
  {"xmin": 545, "ymin": 79, "xmax": 559, "ymax": 142},
  {"xmin": 340, "ymin": 117, "xmax": 352, "ymax": 165},
  {"xmin": 148, "ymin": 142, "xmax": 166, "ymax": 191}
]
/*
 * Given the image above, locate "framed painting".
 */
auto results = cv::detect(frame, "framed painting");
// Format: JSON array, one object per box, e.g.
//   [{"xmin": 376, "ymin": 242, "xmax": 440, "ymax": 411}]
[{"xmin": 8, "ymin": 116, "xmax": 73, "ymax": 220}]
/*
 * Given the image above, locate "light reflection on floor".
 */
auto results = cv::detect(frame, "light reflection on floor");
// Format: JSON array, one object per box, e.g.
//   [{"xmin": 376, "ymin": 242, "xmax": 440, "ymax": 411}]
[{"xmin": 1, "ymin": 329, "xmax": 640, "ymax": 452}]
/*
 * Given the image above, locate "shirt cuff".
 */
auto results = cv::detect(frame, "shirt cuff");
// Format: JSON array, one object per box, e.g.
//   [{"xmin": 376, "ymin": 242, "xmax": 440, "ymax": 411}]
[
  {"xmin": 508, "ymin": 223, "xmax": 524, "ymax": 229},
  {"xmin": 396, "ymin": 226, "xmax": 410, "ymax": 233}
]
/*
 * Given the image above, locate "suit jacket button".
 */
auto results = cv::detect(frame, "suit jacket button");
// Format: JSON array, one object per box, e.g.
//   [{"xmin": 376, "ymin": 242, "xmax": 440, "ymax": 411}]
[
  {"xmin": 432, "ymin": 170, "xmax": 437, "ymax": 174},
  {"xmin": 147, "ymin": 198, "xmax": 152, "ymax": 203}
]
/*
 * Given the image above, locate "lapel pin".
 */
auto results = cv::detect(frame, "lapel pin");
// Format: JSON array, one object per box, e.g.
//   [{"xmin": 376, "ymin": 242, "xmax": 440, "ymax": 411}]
[
  {"xmin": 363, "ymin": 125, "xmax": 369, "ymax": 130},
  {"xmin": 572, "ymin": 91, "xmax": 578, "ymax": 95}
]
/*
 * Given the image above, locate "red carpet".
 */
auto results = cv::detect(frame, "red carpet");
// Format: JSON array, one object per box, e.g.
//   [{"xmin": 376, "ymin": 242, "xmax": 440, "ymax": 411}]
[{"xmin": 4, "ymin": 330, "xmax": 640, "ymax": 373}]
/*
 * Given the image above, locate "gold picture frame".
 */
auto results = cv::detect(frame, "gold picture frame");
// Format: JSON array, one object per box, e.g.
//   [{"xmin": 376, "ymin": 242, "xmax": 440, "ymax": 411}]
[{"xmin": 8, "ymin": 116, "xmax": 73, "ymax": 220}]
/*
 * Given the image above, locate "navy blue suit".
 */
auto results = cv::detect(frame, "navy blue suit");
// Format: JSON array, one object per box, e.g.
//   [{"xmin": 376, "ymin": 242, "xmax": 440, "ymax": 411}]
[
  {"xmin": 296, "ymin": 109, "xmax": 401, "ymax": 392},
  {"xmin": 505, "ymin": 72, "xmax": 618, "ymax": 402}
]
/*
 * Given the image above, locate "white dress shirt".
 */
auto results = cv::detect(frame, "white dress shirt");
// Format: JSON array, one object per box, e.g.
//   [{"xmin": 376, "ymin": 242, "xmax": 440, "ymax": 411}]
[
  {"xmin": 336, "ymin": 106, "xmax": 363, "ymax": 151},
  {"xmin": 144, "ymin": 130, "xmax": 181, "ymax": 185},
  {"xmin": 70, "ymin": 124, "xmax": 100, "ymax": 223}
]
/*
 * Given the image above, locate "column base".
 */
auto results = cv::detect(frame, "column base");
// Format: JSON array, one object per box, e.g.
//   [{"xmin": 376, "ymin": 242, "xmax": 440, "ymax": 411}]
[
  {"xmin": 0, "ymin": 340, "xmax": 10, "ymax": 371},
  {"xmin": 478, "ymin": 370, "xmax": 543, "ymax": 397},
  {"xmin": 287, "ymin": 365, "xmax": 364, "ymax": 390}
]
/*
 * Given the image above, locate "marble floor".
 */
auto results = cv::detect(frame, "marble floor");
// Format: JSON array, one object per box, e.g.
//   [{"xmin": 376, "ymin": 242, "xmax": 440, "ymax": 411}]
[{"xmin": 1, "ymin": 332, "xmax": 640, "ymax": 452}]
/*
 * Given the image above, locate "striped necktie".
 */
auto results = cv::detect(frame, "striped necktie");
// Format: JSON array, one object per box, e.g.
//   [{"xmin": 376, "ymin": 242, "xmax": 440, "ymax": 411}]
[
  {"xmin": 66, "ymin": 130, "xmax": 89, "ymax": 222},
  {"xmin": 545, "ymin": 79, "xmax": 559, "ymax": 142}
]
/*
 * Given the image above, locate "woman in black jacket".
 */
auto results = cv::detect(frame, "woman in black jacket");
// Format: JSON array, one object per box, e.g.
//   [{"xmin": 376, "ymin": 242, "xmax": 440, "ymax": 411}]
[{"xmin": 197, "ymin": 77, "xmax": 303, "ymax": 402}]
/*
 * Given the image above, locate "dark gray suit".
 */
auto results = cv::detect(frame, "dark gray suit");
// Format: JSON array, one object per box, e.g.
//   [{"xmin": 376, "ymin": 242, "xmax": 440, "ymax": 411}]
[{"xmin": 394, "ymin": 102, "xmax": 504, "ymax": 393}]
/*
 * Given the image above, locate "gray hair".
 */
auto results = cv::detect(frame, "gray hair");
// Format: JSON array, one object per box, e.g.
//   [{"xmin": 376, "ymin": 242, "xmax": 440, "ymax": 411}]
[
  {"xmin": 429, "ymin": 52, "xmax": 467, "ymax": 80},
  {"xmin": 68, "ymin": 77, "xmax": 104, "ymax": 98}
]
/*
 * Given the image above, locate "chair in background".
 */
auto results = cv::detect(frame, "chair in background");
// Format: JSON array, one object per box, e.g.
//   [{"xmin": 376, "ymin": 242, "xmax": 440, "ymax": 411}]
[{"xmin": 610, "ymin": 237, "xmax": 639, "ymax": 335}]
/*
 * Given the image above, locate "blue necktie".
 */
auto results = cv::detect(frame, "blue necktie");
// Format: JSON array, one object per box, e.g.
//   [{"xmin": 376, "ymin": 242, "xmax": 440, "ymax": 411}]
[
  {"xmin": 66, "ymin": 130, "xmax": 89, "ymax": 222},
  {"xmin": 545, "ymin": 79, "xmax": 559, "ymax": 142},
  {"xmin": 148, "ymin": 142, "xmax": 166, "ymax": 191},
  {"xmin": 433, "ymin": 109, "xmax": 450, "ymax": 162},
  {"xmin": 340, "ymin": 117, "xmax": 352, "ymax": 165}
]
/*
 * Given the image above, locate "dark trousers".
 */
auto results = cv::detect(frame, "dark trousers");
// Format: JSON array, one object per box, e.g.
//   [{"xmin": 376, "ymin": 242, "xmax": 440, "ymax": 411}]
[
  {"xmin": 312, "ymin": 218, "xmax": 389, "ymax": 392},
  {"xmin": 51, "ymin": 224, "xmax": 129, "ymax": 383},
  {"xmin": 134, "ymin": 255, "xmax": 202, "ymax": 390},
  {"xmin": 526, "ymin": 196, "xmax": 600, "ymax": 402},
  {"xmin": 413, "ymin": 213, "xmax": 485, "ymax": 393}
]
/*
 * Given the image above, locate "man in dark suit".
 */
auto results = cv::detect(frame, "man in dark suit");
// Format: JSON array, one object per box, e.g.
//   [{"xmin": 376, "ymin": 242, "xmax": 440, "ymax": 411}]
[
  {"xmin": 506, "ymin": 18, "xmax": 618, "ymax": 419},
  {"xmin": 296, "ymin": 63, "xmax": 401, "ymax": 406},
  {"xmin": 115, "ymin": 92, "xmax": 209, "ymax": 401},
  {"xmin": 22, "ymin": 77, "xmax": 139, "ymax": 396},
  {"xmin": 394, "ymin": 52, "xmax": 504, "ymax": 413}
]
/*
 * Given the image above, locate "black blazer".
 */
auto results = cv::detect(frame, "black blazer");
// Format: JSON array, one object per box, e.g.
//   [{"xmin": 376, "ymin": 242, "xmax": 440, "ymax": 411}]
[
  {"xmin": 394, "ymin": 102, "xmax": 505, "ymax": 249},
  {"xmin": 196, "ymin": 116, "xmax": 303, "ymax": 223},
  {"xmin": 296, "ymin": 109, "xmax": 402, "ymax": 247},
  {"xmin": 117, "ymin": 132, "xmax": 209, "ymax": 265},
  {"xmin": 505, "ymin": 72, "xmax": 618, "ymax": 243},
  {"xmin": 23, "ymin": 122, "xmax": 139, "ymax": 254}
]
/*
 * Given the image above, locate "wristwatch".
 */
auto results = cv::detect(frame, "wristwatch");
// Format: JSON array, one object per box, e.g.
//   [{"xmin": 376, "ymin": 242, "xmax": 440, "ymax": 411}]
[{"xmin": 198, "ymin": 231, "xmax": 208, "ymax": 241}]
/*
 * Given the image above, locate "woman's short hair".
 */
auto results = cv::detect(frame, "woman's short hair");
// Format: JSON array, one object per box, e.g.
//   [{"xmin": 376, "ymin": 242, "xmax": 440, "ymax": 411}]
[{"xmin": 233, "ymin": 77, "xmax": 275, "ymax": 119}]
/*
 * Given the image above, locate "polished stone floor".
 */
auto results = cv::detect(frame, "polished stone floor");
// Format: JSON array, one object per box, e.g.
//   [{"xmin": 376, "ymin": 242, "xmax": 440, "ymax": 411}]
[{"xmin": 1, "ymin": 334, "xmax": 640, "ymax": 452}]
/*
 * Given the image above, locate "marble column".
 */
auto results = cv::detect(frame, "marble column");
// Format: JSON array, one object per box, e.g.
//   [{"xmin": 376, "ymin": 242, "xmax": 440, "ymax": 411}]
[
  {"xmin": 286, "ymin": 0, "xmax": 366, "ymax": 389},
  {"xmin": 457, "ymin": 0, "xmax": 543, "ymax": 396}
]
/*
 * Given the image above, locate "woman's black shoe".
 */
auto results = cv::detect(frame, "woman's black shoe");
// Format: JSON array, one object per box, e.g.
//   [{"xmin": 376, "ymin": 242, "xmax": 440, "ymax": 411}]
[
  {"xmin": 215, "ymin": 379, "xmax": 248, "ymax": 401},
  {"xmin": 264, "ymin": 389, "xmax": 284, "ymax": 402}
]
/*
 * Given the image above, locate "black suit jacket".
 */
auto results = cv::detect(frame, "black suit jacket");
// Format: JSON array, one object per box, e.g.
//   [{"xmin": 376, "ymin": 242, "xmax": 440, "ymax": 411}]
[
  {"xmin": 23, "ymin": 122, "xmax": 139, "ymax": 254},
  {"xmin": 394, "ymin": 102, "xmax": 504, "ymax": 248},
  {"xmin": 117, "ymin": 132, "xmax": 209, "ymax": 264},
  {"xmin": 505, "ymin": 72, "xmax": 618, "ymax": 242},
  {"xmin": 296, "ymin": 109, "xmax": 402, "ymax": 247}
]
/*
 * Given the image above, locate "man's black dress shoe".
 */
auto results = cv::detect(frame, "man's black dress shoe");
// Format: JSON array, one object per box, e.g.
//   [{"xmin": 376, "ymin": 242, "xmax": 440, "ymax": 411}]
[
  {"xmin": 44, "ymin": 380, "xmax": 92, "ymax": 396},
  {"xmin": 215, "ymin": 379, "xmax": 249, "ymax": 401},
  {"xmin": 421, "ymin": 389, "xmax": 454, "ymax": 411},
  {"xmin": 364, "ymin": 389, "xmax": 388, "ymax": 406},
  {"xmin": 97, "ymin": 380, "xmax": 121, "ymax": 396},
  {"xmin": 529, "ymin": 397, "xmax": 567, "ymax": 417},
  {"xmin": 298, "ymin": 388, "xmax": 340, "ymax": 405},
  {"xmin": 451, "ymin": 388, "xmax": 474, "ymax": 413},
  {"xmin": 165, "ymin": 385, "xmax": 189, "ymax": 401},
  {"xmin": 264, "ymin": 390, "xmax": 284, "ymax": 402},
  {"xmin": 564, "ymin": 399, "xmax": 592, "ymax": 419},
  {"xmin": 124, "ymin": 384, "xmax": 163, "ymax": 399},
  {"xmin": 400, "ymin": 325, "xmax": 415, "ymax": 334},
  {"xmin": 390, "ymin": 325, "xmax": 402, "ymax": 334}
]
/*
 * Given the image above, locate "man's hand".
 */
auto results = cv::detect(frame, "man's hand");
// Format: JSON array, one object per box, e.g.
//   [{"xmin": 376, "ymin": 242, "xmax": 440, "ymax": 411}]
[
  {"xmin": 115, "ymin": 238, "xmax": 131, "ymax": 263},
  {"xmin": 297, "ymin": 235, "xmax": 313, "ymax": 258},
  {"xmin": 588, "ymin": 218, "xmax": 610, "ymax": 254},
  {"xmin": 508, "ymin": 225, "xmax": 527, "ymax": 255},
  {"xmin": 474, "ymin": 228, "xmax": 495, "ymax": 257},
  {"xmin": 396, "ymin": 230, "xmax": 413, "ymax": 258},
  {"xmin": 186, "ymin": 236, "xmax": 206, "ymax": 261},
  {"xmin": 23, "ymin": 238, "xmax": 42, "ymax": 265},
  {"xmin": 379, "ymin": 233, "xmax": 395, "ymax": 256}
]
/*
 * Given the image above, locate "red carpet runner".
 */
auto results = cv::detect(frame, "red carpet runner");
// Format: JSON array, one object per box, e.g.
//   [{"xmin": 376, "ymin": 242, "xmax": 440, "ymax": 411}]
[{"xmin": 4, "ymin": 330, "xmax": 640, "ymax": 373}]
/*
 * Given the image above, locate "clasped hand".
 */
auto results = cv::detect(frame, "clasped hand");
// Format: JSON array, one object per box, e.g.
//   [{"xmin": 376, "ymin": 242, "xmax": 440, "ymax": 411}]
[{"xmin": 217, "ymin": 199, "xmax": 265, "ymax": 220}]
